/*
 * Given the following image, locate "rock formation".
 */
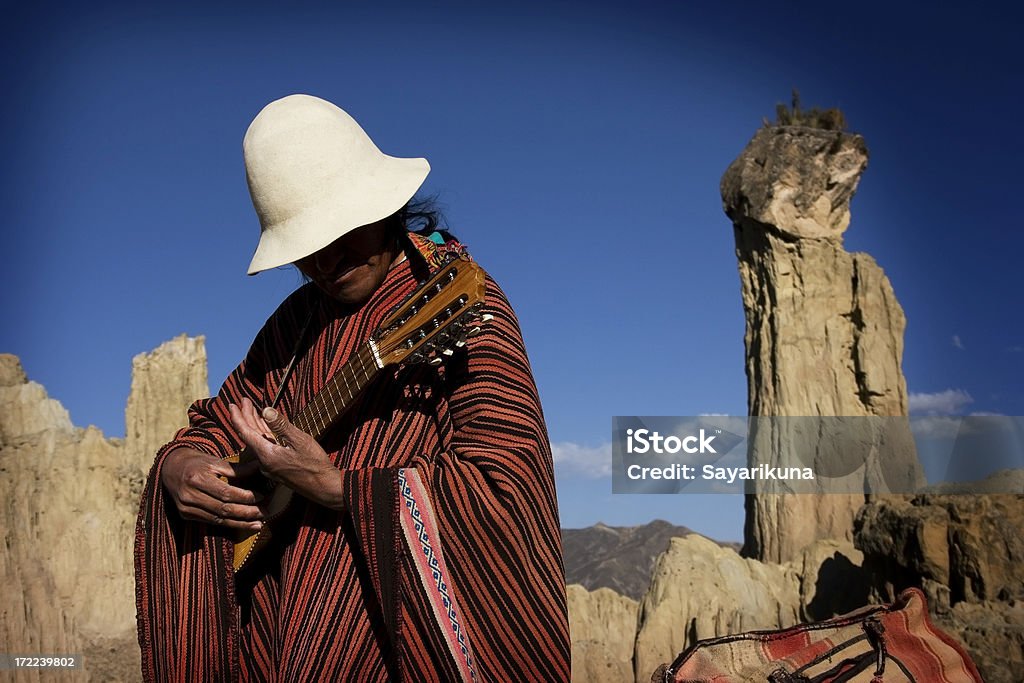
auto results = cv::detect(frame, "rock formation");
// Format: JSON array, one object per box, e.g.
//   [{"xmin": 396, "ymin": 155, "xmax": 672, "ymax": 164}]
[
  {"xmin": 125, "ymin": 335, "xmax": 208, "ymax": 476},
  {"xmin": 7, "ymin": 116, "xmax": 1016, "ymax": 680},
  {"xmin": 8, "ymin": 327, "xmax": 1014, "ymax": 680},
  {"xmin": 562, "ymin": 520, "xmax": 739, "ymax": 600},
  {"xmin": 632, "ymin": 534, "xmax": 865, "ymax": 680},
  {"xmin": 567, "ymin": 584, "xmax": 638, "ymax": 683},
  {"xmin": 0, "ymin": 335, "xmax": 207, "ymax": 682},
  {"xmin": 721, "ymin": 125, "xmax": 922, "ymax": 563},
  {"xmin": 856, "ymin": 490, "xmax": 1024, "ymax": 683},
  {"xmin": 562, "ymin": 122, "xmax": 1014, "ymax": 682}
]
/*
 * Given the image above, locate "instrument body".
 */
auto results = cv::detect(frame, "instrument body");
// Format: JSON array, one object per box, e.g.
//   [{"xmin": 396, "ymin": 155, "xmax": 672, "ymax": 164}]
[{"xmin": 226, "ymin": 257, "xmax": 488, "ymax": 571}]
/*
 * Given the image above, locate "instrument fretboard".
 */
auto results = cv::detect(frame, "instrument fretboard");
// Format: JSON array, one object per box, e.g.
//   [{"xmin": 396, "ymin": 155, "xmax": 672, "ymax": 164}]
[{"xmin": 289, "ymin": 341, "xmax": 382, "ymax": 441}]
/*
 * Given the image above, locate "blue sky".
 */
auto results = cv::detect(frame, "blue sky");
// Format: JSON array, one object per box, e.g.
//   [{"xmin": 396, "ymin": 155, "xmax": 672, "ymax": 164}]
[{"xmin": 2, "ymin": 2, "xmax": 1021, "ymax": 542}]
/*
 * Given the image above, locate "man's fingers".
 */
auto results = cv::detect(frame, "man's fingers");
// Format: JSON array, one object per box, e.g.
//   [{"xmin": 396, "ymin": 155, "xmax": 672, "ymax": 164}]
[
  {"xmin": 204, "ymin": 448, "xmax": 261, "ymax": 479},
  {"xmin": 187, "ymin": 466, "xmax": 264, "ymax": 504},
  {"xmin": 229, "ymin": 404, "xmax": 278, "ymax": 455},
  {"xmin": 179, "ymin": 504, "xmax": 263, "ymax": 532},
  {"xmin": 180, "ymin": 488, "xmax": 265, "ymax": 522},
  {"xmin": 207, "ymin": 456, "xmax": 261, "ymax": 482},
  {"xmin": 219, "ymin": 481, "xmax": 265, "ymax": 505},
  {"xmin": 226, "ymin": 458, "xmax": 261, "ymax": 479},
  {"xmin": 228, "ymin": 403, "xmax": 255, "ymax": 440},
  {"xmin": 262, "ymin": 407, "xmax": 303, "ymax": 447},
  {"xmin": 244, "ymin": 398, "xmax": 274, "ymax": 439},
  {"xmin": 236, "ymin": 397, "xmax": 274, "ymax": 441},
  {"xmin": 163, "ymin": 447, "xmax": 266, "ymax": 531}
]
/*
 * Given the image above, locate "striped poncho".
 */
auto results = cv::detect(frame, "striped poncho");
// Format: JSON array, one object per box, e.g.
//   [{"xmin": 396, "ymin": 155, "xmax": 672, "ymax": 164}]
[{"xmin": 134, "ymin": 233, "xmax": 570, "ymax": 681}]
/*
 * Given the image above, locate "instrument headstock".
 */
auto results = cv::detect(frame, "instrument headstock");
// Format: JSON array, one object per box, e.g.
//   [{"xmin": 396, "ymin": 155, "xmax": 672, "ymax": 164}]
[{"xmin": 374, "ymin": 257, "xmax": 489, "ymax": 367}]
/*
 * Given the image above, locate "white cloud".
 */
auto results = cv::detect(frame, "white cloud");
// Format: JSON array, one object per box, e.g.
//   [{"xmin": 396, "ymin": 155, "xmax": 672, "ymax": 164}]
[
  {"xmin": 911, "ymin": 412, "xmax": 1012, "ymax": 440},
  {"xmin": 706, "ymin": 480, "xmax": 738, "ymax": 494},
  {"xmin": 952, "ymin": 335, "xmax": 964, "ymax": 350},
  {"xmin": 908, "ymin": 389, "xmax": 974, "ymax": 415},
  {"xmin": 551, "ymin": 441, "xmax": 612, "ymax": 478},
  {"xmin": 910, "ymin": 416, "xmax": 961, "ymax": 439},
  {"xmin": 696, "ymin": 414, "xmax": 748, "ymax": 434}
]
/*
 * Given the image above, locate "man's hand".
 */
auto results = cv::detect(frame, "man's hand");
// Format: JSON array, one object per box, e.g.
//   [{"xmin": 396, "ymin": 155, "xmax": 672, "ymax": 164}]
[
  {"xmin": 228, "ymin": 397, "xmax": 345, "ymax": 511},
  {"xmin": 160, "ymin": 447, "xmax": 265, "ymax": 531}
]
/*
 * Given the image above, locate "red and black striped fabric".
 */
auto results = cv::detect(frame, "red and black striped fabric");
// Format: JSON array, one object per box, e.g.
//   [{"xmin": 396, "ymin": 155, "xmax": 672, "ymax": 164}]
[
  {"xmin": 653, "ymin": 588, "xmax": 982, "ymax": 683},
  {"xmin": 134, "ymin": 233, "xmax": 570, "ymax": 681}
]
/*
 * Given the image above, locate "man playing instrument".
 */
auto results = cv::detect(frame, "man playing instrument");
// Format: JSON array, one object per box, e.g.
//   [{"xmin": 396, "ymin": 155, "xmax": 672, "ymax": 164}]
[{"xmin": 135, "ymin": 94, "xmax": 570, "ymax": 682}]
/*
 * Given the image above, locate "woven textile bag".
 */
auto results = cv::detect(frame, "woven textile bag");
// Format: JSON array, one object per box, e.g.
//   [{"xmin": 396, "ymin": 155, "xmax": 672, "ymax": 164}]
[{"xmin": 652, "ymin": 588, "xmax": 982, "ymax": 683}]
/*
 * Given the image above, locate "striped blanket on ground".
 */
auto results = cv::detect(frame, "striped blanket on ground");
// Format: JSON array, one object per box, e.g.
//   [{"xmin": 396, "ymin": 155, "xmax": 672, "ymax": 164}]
[{"xmin": 653, "ymin": 588, "xmax": 981, "ymax": 683}]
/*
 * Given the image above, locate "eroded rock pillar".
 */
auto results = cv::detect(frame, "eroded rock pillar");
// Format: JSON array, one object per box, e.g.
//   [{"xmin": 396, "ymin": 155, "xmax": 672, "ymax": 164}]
[{"xmin": 721, "ymin": 126, "xmax": 919, "ymax": 563}]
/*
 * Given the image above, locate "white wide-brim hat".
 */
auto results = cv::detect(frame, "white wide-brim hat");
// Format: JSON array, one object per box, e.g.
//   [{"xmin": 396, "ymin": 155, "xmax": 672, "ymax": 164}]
[{"xmin": 243, "ymin": 94, "xmax": 430, "ymax": 274}]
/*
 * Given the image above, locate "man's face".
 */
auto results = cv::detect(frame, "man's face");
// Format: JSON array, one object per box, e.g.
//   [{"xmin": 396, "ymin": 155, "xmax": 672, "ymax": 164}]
[{"xmin": 294, "ymin": 220, "xmax": 398, "ymax": 306}]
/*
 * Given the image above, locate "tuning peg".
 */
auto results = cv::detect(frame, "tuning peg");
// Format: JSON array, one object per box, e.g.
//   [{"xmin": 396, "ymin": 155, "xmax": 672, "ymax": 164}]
[
  {"xmin": 442, "ymin": 349, "xmax": 454, "ymax": 357},
  {"xmin": 481, "ymin": 314, "xmax": 494, "ymax": 323},
  {"xmin": 454, "ymin": 340, "xmax": 466, "ymax": 348},
  {"xmin": 428, "ymin": 356, "xmax": 443, "ymax": 366},
  {"xmin": 467, "ymin": 326, "xmax": 482, "ymax": 337}
]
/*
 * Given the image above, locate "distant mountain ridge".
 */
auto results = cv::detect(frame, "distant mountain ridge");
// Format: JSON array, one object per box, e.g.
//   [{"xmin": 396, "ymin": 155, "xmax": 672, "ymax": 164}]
[{"xmin": 561, "ymin": 519, "xmax": 739, "ymax": 600}]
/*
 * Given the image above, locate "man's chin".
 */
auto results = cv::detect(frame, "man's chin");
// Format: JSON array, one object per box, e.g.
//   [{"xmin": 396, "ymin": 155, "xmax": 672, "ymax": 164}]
[{"xmin": 320, "ymin": 282, "xmax": 371, "ymax": 307}]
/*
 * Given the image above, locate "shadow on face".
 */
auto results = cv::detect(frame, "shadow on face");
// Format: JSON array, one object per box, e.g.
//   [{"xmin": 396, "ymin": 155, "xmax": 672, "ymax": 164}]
[{"xmin": 294, "ymin": 219, "xmax": 400, "ymax": 306}]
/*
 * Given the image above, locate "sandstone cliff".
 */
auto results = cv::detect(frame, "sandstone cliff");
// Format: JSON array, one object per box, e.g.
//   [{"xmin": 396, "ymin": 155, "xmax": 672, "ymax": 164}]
[
  {"xmin": 721, "ymin": 126, "xmax": 922, "ymax": 564},
  {"xmin": 6, "ymin": 332, "xmax": 1014, "ymax": 681},
  {"xmin": 566, "ymin": 123, "xmax": 1016, "ymax": 682},
  {"xmin": 567, "ymin": 584, "xmax": 638, "ymax": 683},
  {"xmin": 563, "ymin": 531, "xmax": 868, "ymax": 681},
  {"xmin": 856, "ymin": 489, "xmax": 1024, "ymax": 683},
  {"xmin": 562, "ymin": 520, "xmax": 740, "ymax": 600},
  {"xmin": 6, "ymin": 116, "xmax": 1016, "ymax": 681},
  {"xmin": 632, "ymin": 534, "xmax": 865, "ymax": 680},
  {"xmin": 0, "ymin": 336, "xmax": 207, "ymax": 682},
  {"xmin": 125, "ymin": 336, "xmax": 208, "ymax": 475}
]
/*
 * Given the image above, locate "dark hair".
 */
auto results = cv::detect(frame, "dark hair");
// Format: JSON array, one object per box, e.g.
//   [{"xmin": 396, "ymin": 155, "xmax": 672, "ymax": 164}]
[
  {"xmin": 388, "ymin": 192, "xmax": 448, "ymax": 236},
  {"xmin": 294, "ymin": 193, "xmax": 451, "ymax": 284}
]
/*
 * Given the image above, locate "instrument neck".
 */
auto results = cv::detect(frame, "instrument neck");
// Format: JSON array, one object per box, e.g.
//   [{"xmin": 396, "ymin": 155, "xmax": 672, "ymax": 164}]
[{"xmin": 291, "ymin": 340, "xmax": 383, "ymax": 441}]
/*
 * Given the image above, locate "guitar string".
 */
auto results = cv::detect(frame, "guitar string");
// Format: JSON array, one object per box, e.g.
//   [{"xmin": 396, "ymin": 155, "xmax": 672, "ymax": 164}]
[
  {"xmin": 295, "ymin": 308, "xmax": 468, "ymax": 440},
  {"xmin": 286, "ymin": 268, "xmax": 475, "ymax": 441},
  {"xmin": 295, "ymin": 343, "xmax": 377, "ymax": 441}
]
